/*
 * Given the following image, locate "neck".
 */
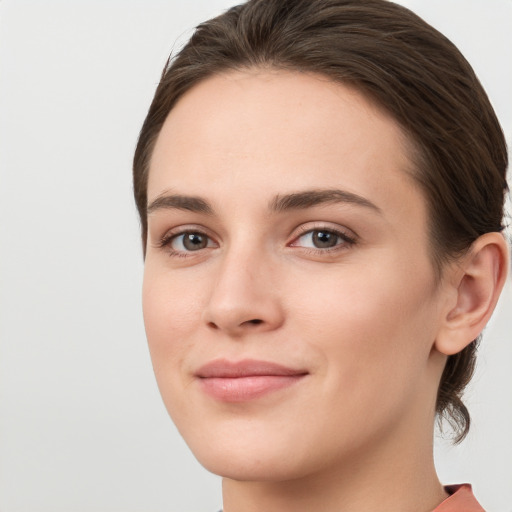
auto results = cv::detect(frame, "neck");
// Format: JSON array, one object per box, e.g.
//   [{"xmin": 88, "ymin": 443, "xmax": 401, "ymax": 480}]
[{"xmin": 222, "ymin": 418, "xmax": 448, "ymax": 512}]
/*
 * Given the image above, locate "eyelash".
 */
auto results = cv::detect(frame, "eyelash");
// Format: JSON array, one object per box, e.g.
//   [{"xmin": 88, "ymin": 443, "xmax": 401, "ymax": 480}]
[
  {"xmin": 289, "ymin": 226, "xmax": 357, "ymax": 254},
  {"xmin": 157, "ymin": 228, "xmax": 216, "ymax": 258},
  {"xmin": 157, "ymin": 225, "xmax": 357, "ymax": 258}
]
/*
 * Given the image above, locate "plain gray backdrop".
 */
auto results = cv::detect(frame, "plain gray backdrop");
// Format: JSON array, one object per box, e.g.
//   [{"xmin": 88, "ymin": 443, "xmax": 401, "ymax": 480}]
[{"xmin": 0, "ymin": 1, "xmax": 511, "ymax": 511}]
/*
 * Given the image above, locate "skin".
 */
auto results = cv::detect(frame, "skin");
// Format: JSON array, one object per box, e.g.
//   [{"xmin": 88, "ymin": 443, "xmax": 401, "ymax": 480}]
[{"xmin": 142, "ymin": 70, "xmax": 506, "ymax": 512}]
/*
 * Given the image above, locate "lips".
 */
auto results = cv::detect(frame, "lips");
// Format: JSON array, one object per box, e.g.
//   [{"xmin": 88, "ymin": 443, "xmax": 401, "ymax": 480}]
[{"xmin": 195, "ymin": 359, "xmax": 308, "ymax": 402}]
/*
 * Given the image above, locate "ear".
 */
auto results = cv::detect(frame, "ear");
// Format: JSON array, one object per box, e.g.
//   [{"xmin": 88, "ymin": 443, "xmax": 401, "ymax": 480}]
[{"xmin": 435, "ymin": 232, "xmax": 509, "ymax": 356}]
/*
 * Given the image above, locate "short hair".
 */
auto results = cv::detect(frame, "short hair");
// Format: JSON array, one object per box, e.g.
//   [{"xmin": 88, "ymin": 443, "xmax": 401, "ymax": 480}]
[{"xmin": 133, "ymin": 0, "xmax": 508, "ymax": 442}]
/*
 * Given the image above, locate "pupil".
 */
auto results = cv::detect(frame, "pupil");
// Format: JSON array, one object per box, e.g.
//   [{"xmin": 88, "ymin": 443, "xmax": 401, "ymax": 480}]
[
  {"xmin": 313, "ymin": 230, "xmax": 337, "ymax": 248},
  {"xmin": 184, "ymin": 233, "xmax": 207, "ymax": 250}
]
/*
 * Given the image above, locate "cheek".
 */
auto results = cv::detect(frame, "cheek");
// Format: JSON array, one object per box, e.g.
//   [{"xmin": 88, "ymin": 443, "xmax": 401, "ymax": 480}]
[
  {"xmin": 290, "ymin": 255, "xmax": 438, "ymax": 397},
  {"xmin": 142, "ymin": 266, "xmax": 210, "ymax": 433},
  {"xmin": 142, "ymin": 266, "xmax": 201, "ymax": 378},
  {"xmin": 283, "ymin": 265, "xmax": 439, "ymax": 456}
]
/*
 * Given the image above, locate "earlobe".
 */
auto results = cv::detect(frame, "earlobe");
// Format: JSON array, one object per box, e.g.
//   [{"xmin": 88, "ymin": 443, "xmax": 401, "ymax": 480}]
[{"xmin": 435, "ymin": 232, "xmax": 509, "ymax": 356}]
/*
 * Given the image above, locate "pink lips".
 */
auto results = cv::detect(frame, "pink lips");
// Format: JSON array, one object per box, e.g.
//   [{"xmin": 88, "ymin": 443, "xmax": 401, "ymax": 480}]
[{"xmin": 196, "ymin": 359, "xmax": 308, "ymax": 402}]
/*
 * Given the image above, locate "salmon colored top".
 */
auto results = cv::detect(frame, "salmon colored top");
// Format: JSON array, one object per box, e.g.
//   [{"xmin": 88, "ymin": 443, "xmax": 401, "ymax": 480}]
[{"xmin": 433, "ymin": 484, "xmax": 485, "ymax": 511}]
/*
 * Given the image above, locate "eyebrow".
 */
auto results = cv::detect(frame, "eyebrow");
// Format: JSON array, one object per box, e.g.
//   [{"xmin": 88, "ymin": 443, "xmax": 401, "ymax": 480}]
[
  {"xmin": 147, "ymin": 194, "xmax": 213, "ymax": 215},
  {"xmin": 146, "ymin": 188, "xmax": 381, "ymax": 216},
  {"xmin": 269, "ymin": 189, "xmax": 381, "ymax": 213}
]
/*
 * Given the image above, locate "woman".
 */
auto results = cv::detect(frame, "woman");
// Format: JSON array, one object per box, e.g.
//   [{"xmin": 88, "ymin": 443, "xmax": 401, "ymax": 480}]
[{"xmin": 133, "ymin": 0, "xmax": 509, "ymax": 510}]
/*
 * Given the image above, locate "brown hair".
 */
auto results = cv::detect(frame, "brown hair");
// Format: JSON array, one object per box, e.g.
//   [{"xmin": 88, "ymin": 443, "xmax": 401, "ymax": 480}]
[{"xmin": 133, "ymin": 0, "xmax": 508, "ymax": 442}]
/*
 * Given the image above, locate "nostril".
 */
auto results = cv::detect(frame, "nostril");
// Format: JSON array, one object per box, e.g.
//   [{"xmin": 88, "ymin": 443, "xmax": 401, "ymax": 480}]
[{"xmin": 206, "ymin": 318, "xmax": 264, "ymax": 331}]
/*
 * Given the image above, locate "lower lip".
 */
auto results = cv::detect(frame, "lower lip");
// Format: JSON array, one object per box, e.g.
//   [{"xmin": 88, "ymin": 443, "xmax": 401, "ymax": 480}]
[{"xmin": 198, "ymin": 375, "xmax": 306, "ymax": 402}]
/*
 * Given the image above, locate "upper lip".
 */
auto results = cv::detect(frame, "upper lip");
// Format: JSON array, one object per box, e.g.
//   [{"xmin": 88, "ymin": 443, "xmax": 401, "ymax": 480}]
[{"xmin": 195, "ymin": 359, "xmax": 308, "ymax": 378}]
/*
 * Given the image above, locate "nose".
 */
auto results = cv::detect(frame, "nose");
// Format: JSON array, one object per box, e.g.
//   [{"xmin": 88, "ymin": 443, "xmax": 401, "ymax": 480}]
[{"xmin": 202, "ymin": 246, "xmax": 284, "ymax": 337}]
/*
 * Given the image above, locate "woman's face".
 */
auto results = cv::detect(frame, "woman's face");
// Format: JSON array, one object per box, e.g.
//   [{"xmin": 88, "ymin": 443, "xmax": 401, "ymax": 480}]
[{"xmin": 143, "ymin": 70, "xmax": 448, "ymax": 480}]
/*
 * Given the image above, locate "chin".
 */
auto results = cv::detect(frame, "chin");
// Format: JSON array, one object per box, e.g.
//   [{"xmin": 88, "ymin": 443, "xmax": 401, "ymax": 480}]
[
  {"xmin": 196, "ymin": 447, "xmax": 309, "ymax": 482},
  {"xmin": 177, "ymin": 415, "xmax": 358, "ymax": 483},
  {"xmin": 176, "ymin": 417, "xmax": 317, "ymax": 481}
]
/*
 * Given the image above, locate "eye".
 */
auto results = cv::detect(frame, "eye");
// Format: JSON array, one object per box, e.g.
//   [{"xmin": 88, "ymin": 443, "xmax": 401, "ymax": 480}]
[
  {"xmin": 291, "ymin": 228, "xmax": 355, "ymax": 250},
  {"xmin": 165, "ymin": 231, "xmax": 216, "ymax": 253}
]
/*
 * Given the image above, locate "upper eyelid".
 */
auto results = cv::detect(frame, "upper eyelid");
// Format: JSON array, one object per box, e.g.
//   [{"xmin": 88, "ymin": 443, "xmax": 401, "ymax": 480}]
[
  {"xmin": 154, "ymin": 225, "xmax": 218, "ymax": 250},
  {"xmin": 290, "ymin": 222, "xmax": 357, "ymax": 240},
  {"xmin": 160, "ymin": 224, "xmax": 216, "ymax": 239},
  {"xmin": 290, "ymin": 229, "xmax": 355, "ymax": 247}
]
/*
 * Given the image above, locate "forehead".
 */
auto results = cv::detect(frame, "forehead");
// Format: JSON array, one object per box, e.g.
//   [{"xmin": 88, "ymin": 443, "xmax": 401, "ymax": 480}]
[{"xmin": 148, "ymin": 69, "xmax": 423, "ymax": 220}]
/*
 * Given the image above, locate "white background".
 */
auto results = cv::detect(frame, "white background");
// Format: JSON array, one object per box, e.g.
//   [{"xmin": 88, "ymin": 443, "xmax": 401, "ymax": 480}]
[{"xmin": 0, "ymin": 1, "xmax": 510, "ymax": 511}]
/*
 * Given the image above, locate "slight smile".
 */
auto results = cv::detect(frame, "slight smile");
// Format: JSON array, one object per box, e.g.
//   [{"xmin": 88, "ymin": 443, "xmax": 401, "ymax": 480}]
[{"xmin": 195, "ymin": 359, "xmax": 309, "ymax": 402}]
